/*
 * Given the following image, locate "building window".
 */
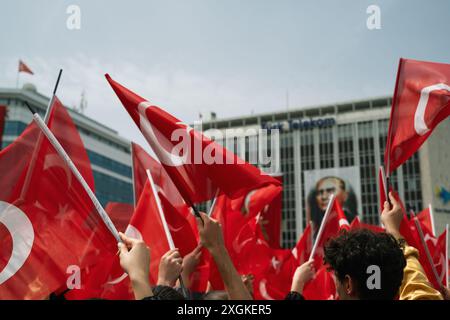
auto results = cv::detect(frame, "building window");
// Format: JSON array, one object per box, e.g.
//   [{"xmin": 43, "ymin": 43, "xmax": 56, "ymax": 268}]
[
  {"xmin": 87, "ymin": 149, "xmax": 132, "ymax": 178},
  {"xmin": 4, "ymin": 121, "xmax": 28, "ymax": 136},
  {"xmin": 338, "ymin": 124, "xmax": 354, "ymax": 167},
  {"xmin": 319, "ymin": 127, "xmax": 334, "ymax": 168},
  {"xmin": 358, "ymin": 122, "xmax": 378, "ymax": 225},
  {"xmin": 93, "ymin": 171, "xmax": 133, "ymax": 206}
]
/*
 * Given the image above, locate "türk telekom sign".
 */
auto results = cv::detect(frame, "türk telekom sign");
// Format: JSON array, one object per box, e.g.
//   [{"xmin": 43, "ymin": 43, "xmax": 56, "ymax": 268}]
[{"xmin": 261, "ymin": 117, "xmax": 336, "ymax": 132}]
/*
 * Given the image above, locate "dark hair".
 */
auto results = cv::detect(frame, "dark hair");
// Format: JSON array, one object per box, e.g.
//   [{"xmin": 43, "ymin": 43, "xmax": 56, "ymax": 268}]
[
  {"xmin": 152, "ymin": 285, "xmax": 186, "ymax": 300},
  {"xmin": 324, "ymin": 229, "xmax": 406, "ymax": 300}
]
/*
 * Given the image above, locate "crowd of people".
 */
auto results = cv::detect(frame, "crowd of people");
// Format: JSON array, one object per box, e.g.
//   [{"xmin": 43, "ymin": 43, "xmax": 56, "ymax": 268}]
[{"xmin": 111, "ymin": 193, "xmax": 449, "ymax": 301}]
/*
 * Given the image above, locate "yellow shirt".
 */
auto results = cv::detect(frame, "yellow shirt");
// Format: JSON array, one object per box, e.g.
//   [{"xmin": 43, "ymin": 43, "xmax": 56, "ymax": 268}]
[{"xmin": 399, "ymin": 245, "xmax": 443, "ymax": 300}]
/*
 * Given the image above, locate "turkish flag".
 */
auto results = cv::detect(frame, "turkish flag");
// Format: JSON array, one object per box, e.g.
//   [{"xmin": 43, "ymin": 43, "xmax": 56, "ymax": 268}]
[
  {"xmin": 105, "ymin": 202, "xmax": 134, "ymax": 233},
  {"xmin": 301, "ymin": 200, "xmax": 350, "ymax": 300},
  {"xmin": 385, "ymin": 58, "xmax": 450, "ymax": 173},
  {"xmin": 132, "ymin": 142, "xmax": 186, "ymax": 208},
  {"xmin": 229, "ymin": 180, "xmax": 283, "ymax": 249},
  {"xmin": 47, "ymin": 97, "xmax": 95, "ymax": 191},
  {"xmin": 0, "ymin": 100, "xmax": 116, "ymax": 299},
  {"xmin": 18, "ymin": 60, "xmax": 33, "ymax": 75},
  {"xmin": 106, "ymin": 74, "xmax": 280, "ymax": 206},
  {"xmin": 291, "ymin": 224, "xmax": 313, "ymax": 266},
  {"xmin": 128, "ymin": 180, "xmax": 171, "ymax": 285},
  {"xmin": 310, "ymin": 198, "xmax": 349, "ymax": 271},
  {"xmin": 429, "ymin": 228, "xmax": 448, "ymax": 288},
  {"xmin": 303, "ymin": 265, "xmax": 337, "ymax": 300},
  {"xmin": 416, "ymin": 207, "xmax": 435, "ymax": 237},
  {"xmin": 158, "ymin": 192, "xmax": 197, "ymax": 258},
  {"xmin": 350, "ymin": 216, "xmax": 384, "ymax": 233},
  {"xmin": 132, "ymin": 142, "xmax": 205, "ymax": 291},
  {"xmin": 378, "ymin": 167, "xmax": 417, "ymax": 247}
]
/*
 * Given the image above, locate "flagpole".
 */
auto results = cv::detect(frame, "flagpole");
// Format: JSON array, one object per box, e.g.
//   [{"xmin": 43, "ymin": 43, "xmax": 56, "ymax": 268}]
[
  {"xmin": 429, "ymin": 204, "xmax": 436, "ymax": 237},
  {"xmin": 145, "ymin": 169, "xmax": 190, "ymax": 298},
  {"xmin": 43, "ymin": 69, "xmax": 63, "ymax": 122},
  {"xmin": 309, "ymin": 194, "xmax": 335, "ymax": 261},
  {"xmin": 446, "ymin": 224, "xmax": 449, "ymax": 289},
  {"xmin": 131, "ymin": 144, "xmax": 137, "ymax": 207},
  {"xmin": 411, "ymin": 211, "xmax": 442, "ymax": 288},
  {"xmin": 27, "ymin": 104, "xmax": 121, "ymax": 243},
  {"xmin": 146, "ymin": 169, "xmax": 175, "ymax": 249},
  {"xmin": 207, "ymin": 189, "xmax": 220, "ymax": 217},
  {"xmin": 385, "ymin": 58, "xmax": 403, "ymax": 180},
  {"xmin": 20, "ymin": 70, "xmax": 63, "ymax": 200},
  {"xmin": 16, "ymin": 70, "xmax": 20, "ymax": 89}
]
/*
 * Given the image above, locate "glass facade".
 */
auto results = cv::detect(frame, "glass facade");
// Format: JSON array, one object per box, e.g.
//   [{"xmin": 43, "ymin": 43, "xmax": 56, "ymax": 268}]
[
  {"xmin": 87, "ymin": 149, "xmax": 132, "ymax": 178},
  {"xmin": 202, "ymin": 99, "xmax": 425, "ymax": 249},
  {"xmin": 0, "ymin": 101, "xmax": 133, "ymax": 207},
  {"xmin": 93, "ymin": 171, "xmax": 133, "ymax": 205}
]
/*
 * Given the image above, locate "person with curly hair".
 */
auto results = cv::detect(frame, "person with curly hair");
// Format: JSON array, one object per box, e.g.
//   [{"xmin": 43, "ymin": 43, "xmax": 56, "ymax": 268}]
[
  {"xmin": 321, "ymin": 192, "xmax": 443, "ymax": 300},
  {"xmin": 323, "ymin": 228, "xmax": 406, "ymax": 299}
]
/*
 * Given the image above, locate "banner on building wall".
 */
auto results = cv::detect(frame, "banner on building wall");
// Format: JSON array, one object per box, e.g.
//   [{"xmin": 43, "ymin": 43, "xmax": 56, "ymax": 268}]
[{"xmin": 304, "ymin": 167, "xmax": 361, "ymax": 230}]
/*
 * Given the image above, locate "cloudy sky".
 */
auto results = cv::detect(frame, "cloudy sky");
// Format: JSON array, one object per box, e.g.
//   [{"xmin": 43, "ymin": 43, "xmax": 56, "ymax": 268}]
[{"xmin": 1, "ymin": 0, "xmax": 449, "ymax": 148}]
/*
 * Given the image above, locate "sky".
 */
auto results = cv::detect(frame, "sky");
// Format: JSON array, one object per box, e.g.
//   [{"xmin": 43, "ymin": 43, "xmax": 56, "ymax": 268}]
[{"xmin": 1, "ymin": 0, "xmax": 450, "ymax": 149}]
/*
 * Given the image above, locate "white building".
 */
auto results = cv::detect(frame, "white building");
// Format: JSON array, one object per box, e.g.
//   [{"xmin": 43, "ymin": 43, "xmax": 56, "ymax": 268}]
[{"xmin": 201, "ymin": 97, "xmax": 450, "ymax": 247}]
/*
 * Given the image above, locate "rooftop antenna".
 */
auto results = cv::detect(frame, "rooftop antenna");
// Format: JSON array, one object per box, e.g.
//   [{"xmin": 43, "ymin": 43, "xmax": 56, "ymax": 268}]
[{"xmin": 78, "ymin": 90, "xmax": 87, "ymax": 114}]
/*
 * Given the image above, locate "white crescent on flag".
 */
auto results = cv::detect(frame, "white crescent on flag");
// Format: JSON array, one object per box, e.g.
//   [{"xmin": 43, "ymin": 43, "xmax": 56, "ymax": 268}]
[
  {"xmin": 138, "ymin": 101, "xmax": 188, "ymax": 167},
  {"xmin": 258, "ymin": 278, "xmax": 276, "ymax": 300},
  {"xmin": 44, "ymin": 154, "xmax": 73, "ymax": 188},
  {"xmin": 0, "ymin": 201, "xmax": 35, "ymax": 285},
  {"xmin": 414, "ymin": 83, "xmax": 450, "ymax": 135}
]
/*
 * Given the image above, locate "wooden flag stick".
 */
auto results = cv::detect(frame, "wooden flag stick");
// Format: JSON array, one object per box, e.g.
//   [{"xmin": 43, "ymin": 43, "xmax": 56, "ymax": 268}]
[
  {"xmin": 309, "ymin": 194, "xmax": 336, "ymax": 261},
  {"xmin": 27, "ymin": 105, "xmax": 121, "ymax": 243}
]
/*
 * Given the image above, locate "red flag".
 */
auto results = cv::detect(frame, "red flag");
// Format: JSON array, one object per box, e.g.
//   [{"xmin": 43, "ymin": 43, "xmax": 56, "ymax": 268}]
[
  {"xmin": 0, "ymin": 108, "xmax": 116, "ymax": 299},
  {"xmin": 69, "ymin": 174, "xmax": 176, "ymax": 300},
  {"xmin": 303, "ymin": 266, "xmax": 337, "ymax": 300},
  {"xmin": 47, "ymin": 98, "xmax": 95, "ymax": 191},
  {"xmin": 291, "ymin": 224, "xmax": 313, "ymax": 266},
  {"xmin": 132, "ymin": 142, "xmax": 185, "ymax": 207},
  {"xmin": 229, "ymin": 183, "xmax": 282, "ymax": 248},
  {"xmin": 385, "ymin": 58, "xmax": 450, "ymax": 173},
  {"xmin": 129, "ymin": 180, "xmax": 172, "ymax": 284},
  {"xmin": 310, "ymin": 197, "xmax": 349, "ymax": 271},
  {"xmin": 105, "ymin": 202, "xmax": 134, "ymax": 233},
  {"xmin": 417, "ymin": 206, "xmax": 435, "ymax": 237},
  {"xmin": 158, "ymin": 192, "xmax": 197, "ymax": 258},
  {"xmin": 408, "ymin": 215, "xmax": 442, "ymax": 290},
  {"xmin": 106, "ymin": 74, "xmax": 280, "ymax": 206},
  {"xmin": 18, "ymin": 60, "xmax": 33, "ymax": 75},
  {"xmin": 429, "ymin": 228, "xmax": 448, "ymax": 288},
  {"xmin": 378, "ymin": 167, "xmax": 417, "ymax": 247},
  {"xmin": 350, "ymin": 216, "xmax": 384, "ymax": 233}
]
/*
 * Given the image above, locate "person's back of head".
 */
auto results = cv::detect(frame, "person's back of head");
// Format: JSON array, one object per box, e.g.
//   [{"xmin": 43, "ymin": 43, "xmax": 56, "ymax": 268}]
[
  {"xmin": 324, "ymin": 228, "xmax": 406, "ymax": 300},
  {"xmin": 153, "ymin": 285, "xmax": 186, "ymax": 300},
  {"xmin": 202, "ymin": 290, "xmax": 229, "ymax": 300}
]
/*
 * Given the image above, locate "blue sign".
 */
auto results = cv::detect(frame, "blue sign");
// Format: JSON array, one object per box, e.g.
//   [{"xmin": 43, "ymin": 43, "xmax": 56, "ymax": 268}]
[{"xmin": 261, "ymin": 117, "xmax": 336, "ymax": 132}]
